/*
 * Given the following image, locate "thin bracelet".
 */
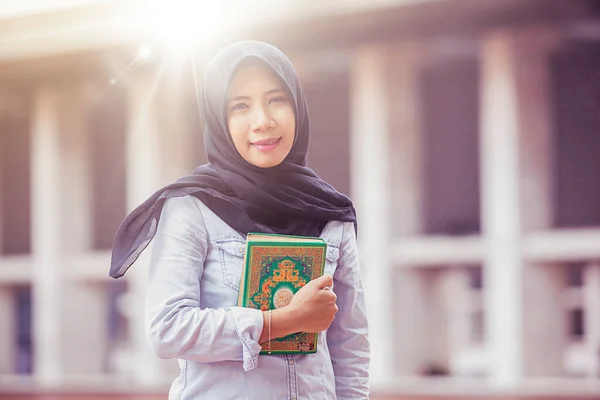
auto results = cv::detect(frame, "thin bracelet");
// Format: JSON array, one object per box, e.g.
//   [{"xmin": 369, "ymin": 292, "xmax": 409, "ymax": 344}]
[{"xmin": 268, "ymin": 309, "xmax": 272, "ymax": 354}]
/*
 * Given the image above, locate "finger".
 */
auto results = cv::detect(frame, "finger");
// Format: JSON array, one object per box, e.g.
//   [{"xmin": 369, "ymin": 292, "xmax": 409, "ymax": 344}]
[
  {"xmin": 315, "ymin": 274, "xmax": 333, "ymax": 289},
  {"xmin": 322, "ymin": 291, "xmax": 336, "ymax": 301},
  {"xmin": 318, "ymin": 291, "xmax": 337, "ymax": 303}
]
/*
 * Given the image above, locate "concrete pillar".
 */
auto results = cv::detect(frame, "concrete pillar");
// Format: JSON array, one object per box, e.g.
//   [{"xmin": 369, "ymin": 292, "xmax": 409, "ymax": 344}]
[
  {"xmin": 31, "ymin": 83, "xmax": 107, "ymax": 384},
  {"xmin": 350, "ymin": 46, "xmax": 394, "ymax": 386},
  {"xmin": 480, "ymin": 27, "xmax": 560, "ymax": 387},
  {"xmin": 31, "ymin": 86, "xmax": 64, "ymax": 386}
]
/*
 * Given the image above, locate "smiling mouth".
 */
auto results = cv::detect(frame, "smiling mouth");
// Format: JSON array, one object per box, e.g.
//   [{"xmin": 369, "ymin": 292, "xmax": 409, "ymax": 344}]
[{"xmin": 251, "ymin": 137, "xmax": 281, "ymax": 151}]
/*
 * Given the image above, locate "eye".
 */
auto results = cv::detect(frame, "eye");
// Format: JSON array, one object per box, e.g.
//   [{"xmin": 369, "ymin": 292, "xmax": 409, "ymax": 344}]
[
  {"xmin": 269, "ymin": 96, "xmax": 287, "ymax": 104},
  {"xmin": 231, "ymin": 102, "xmax": 248, "ymax": 111}
]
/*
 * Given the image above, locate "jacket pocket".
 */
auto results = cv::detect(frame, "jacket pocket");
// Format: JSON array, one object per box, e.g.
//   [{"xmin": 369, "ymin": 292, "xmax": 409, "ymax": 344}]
[
  {"xmin": 324, "ymin": 243, "xmax": 340, "ymax": 283},
  {"xmin": 213, "ymin": 238, "xmax": 246, "ymax": 291}
]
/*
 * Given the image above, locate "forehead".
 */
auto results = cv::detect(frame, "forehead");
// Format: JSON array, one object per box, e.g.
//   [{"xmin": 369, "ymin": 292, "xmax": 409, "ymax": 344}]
[{"xmin": 228, "ymin": 58, "xmax": 284, "ymax": 96}]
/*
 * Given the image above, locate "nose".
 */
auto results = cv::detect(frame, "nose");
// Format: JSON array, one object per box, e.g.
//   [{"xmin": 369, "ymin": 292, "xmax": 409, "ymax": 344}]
[{"xmin": 250, "ymin": 105, "xmax": 274, "ymax": 132}]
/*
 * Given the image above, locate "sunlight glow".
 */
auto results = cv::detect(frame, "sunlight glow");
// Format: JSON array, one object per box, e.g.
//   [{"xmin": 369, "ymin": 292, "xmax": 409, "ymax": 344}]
[
  {"xmin": 137, "ymin": 44, "xmax": 153, "ymax": 60},
  {"xmin": 148, "ymin": 0, "xmax": 227, "ymax": 54}
]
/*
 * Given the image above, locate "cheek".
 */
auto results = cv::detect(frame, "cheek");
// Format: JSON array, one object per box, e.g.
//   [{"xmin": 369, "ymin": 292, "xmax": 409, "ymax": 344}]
[
  {"xmin": 278, "ymin": 108, "xmax": 296, "ymax": 141},
  {"xmin": 228, "ymin": 118, "xmax": 249, "ymax": 148}
]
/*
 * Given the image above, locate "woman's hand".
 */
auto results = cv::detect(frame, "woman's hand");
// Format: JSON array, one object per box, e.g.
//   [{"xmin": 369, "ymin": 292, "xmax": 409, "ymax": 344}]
[
  {"xmin": 288, "ymin": 274, "xmax": 338, "ymax": 333},
  {"xmin": 259, "ymin": 274, "xmax": 338, "ymax": 343}
]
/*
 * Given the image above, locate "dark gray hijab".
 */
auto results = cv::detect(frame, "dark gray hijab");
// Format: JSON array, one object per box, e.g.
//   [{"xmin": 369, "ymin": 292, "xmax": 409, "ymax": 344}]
[{"xmin": 109, "ymin": 41, "xmax": 356, "ymax": 279}]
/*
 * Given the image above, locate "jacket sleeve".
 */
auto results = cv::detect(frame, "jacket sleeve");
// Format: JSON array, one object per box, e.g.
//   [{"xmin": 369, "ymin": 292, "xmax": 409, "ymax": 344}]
[{"xmin": 144, "ymin": 195, "xmax": 264, "ymax": 371}]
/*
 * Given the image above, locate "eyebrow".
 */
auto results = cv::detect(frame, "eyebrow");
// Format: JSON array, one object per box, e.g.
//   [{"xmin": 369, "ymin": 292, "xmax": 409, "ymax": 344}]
[{"xmin": 229, "ymin": 88, "xmax": 286, "ymax": 102}]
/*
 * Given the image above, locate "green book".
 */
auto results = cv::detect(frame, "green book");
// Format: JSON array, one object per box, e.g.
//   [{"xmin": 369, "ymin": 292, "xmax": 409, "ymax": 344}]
[{"xmin": 237, "ymin": 232, "xmax": 327, "ymax": 355}]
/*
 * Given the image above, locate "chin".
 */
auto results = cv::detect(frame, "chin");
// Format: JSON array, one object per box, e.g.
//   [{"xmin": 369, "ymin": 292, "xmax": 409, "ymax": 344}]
[{"xmin": 250, "ymin": 157, "xmax": 285, "ymax": 169}]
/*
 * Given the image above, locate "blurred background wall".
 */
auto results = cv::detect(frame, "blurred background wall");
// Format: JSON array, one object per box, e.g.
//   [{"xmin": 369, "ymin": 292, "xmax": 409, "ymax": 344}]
[{"xmin": 1, "ymin": 0, "xmax": 600, "ymax": 398}]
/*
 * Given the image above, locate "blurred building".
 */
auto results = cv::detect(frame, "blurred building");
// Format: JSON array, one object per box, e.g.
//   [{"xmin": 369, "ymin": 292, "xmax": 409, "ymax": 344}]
[{"xmin": 1, "ymin": 0, "xmax": 600, "ymax": 397}]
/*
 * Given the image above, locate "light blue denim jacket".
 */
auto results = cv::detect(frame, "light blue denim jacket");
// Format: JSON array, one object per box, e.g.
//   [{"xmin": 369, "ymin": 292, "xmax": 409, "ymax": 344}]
[{"xmin": 146, "ymin": 195, "xmax": 370, "ymax": 400}]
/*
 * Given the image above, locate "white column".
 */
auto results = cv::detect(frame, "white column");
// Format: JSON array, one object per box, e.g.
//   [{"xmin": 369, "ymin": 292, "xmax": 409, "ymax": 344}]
[
  {"xmin": 31, "ymin": 86, "xmax": 64, "ymax": 386},
  {"xmin": 350, "ymin": 46, "xmax": 394, "ymax": 386},
  {"xmin": 481, "ymin": 27, "xmax": 560, "ymax": 387},
  {"xmin": 31, "ymin": 83, "xmax": 107, "ymax": 384},
  {"xmin": 125, "ymin": 70, "xmax": 169, "ymax": 386},
  {"xmin": 480, "ymin": 31, "xmax": 524, "ymax": 387}
]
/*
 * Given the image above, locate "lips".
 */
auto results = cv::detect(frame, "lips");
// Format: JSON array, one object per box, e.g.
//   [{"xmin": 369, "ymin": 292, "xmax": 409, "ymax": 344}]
[
  {"xmin": 251, "ymin": 137, "xmax": 281, "ymax": 151},
  {"xmin": 252, "ymin": 138, "xmax": 280, "ymax": 146}
]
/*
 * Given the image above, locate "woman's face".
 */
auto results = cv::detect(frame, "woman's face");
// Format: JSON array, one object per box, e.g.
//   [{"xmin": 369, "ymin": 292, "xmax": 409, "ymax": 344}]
[{"xmin": 226, "ymin": 60, "xmax": 296, "ymax": 168}]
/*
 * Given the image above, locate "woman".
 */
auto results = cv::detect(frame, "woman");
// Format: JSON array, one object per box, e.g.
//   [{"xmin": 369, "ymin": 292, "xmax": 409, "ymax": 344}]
[{"xmin": 110, "ymin": 40, "xmax": 370, "ymax": 399}]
